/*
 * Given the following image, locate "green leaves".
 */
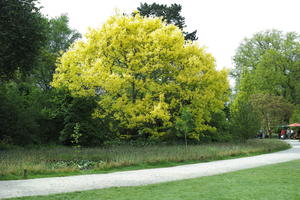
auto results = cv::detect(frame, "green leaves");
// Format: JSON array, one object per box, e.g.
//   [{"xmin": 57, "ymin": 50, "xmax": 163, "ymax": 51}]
[
  {"xmin": 250, "ymin": 93, "xmax": 294, "ymax": 135},
  {"xmin": 233, "ymin": 30, "xmax": 300, "ymax": 104},
  {"xmin": 230, "ymin": 100, "xmax": 261, "ymax": 140},
  {"xmin": 232, "ymin": 30, "xmax": 300, "ymax": 136},
  {"xmin": 0, "ymin": 0, "xmax": 48, "ymax": 80},
  {"xmin": 33, "ymin": 14, "xmax": 81, "ymax": 91},
  {"xmin": 47, "ymin": 14, "xmax": 81, "ymax": 54}
]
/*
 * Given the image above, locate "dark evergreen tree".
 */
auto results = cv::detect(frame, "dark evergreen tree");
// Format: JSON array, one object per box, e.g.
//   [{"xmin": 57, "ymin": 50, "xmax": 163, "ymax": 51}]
[{"xmin": 137, "ymin": 3, "xmax": 198, "ymax": 41}]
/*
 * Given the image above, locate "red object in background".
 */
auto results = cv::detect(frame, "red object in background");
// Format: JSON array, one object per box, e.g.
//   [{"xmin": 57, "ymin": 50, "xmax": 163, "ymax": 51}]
[{"xmin": 288, "ymin": 123, "xmax": 300, "ymax": 127}]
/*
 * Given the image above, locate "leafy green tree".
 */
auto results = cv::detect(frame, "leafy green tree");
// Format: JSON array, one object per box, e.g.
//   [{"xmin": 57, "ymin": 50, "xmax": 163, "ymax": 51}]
[
  {"xmin": 0, "ymin": 11, "xmax": 81, "ymax": 145},
  {"xmin": 202, "ymin": 109, "xmax": 231, "ymax": 142},
  {"xmin": 34, "ymin": 14, "xmax": 81, "ymax": 90},
  {"xmin": 175, "ymin": 106, "xmax": 194, "ymax": 148},
  {"xmin": 231, "ymin": 30, "xmax": 300, "ymax": 135},
  {"xmin": 52, "ymin": 13, "xmax": 229, "ymax": 141},
  {"xmin": 137, "ymin": 3, "xmax": 197, "ymax": 41},
  {"xmin": 250, "ymin": 93, "xmax": 294, "ymax": 137},
  {"xmin": 48, "ymin": 92, "xmax": 110, "ymax": 146},
  {"xmin": 232, "ymin": 30, "xmax": 300, "ymax": 104},
  {"xmin": 0, "ymin": 82, "xmax": 44, "ymax": 145},
  {"xmin": 290, "ymin": 105, "xmax": 300, "ymax": 123},
  {"xmin": 47, "ymin": 14, "xmax": 81, "ymax": 53},
  {"xmin": 230, "ymin": 98, "xmax": 261, "ymax": 140},
  {"xmin": 0, "ymin": 0, "xmax": 47, "ymax": 80}
]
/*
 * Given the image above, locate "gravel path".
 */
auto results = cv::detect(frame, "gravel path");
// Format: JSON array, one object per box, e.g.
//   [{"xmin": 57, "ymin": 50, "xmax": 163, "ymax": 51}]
[{"xmin": 1, "ymin": 140, "xmax": 300, "ymax": 199}]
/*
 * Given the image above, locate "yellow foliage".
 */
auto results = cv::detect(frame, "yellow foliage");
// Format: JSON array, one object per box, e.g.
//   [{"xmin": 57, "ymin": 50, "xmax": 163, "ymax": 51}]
[{"xmin": 52, "ymin": 13, "xmax": 229, "ymax": 139}]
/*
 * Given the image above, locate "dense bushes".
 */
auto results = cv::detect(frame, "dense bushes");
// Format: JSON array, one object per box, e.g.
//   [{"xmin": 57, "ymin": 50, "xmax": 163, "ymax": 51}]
[
  {"xmin": 0, "ymin": 82, "xmax": 42, "ymax": 145},
  {"xmin": 50, "ymin": 92, "xmax": 111, "ymax": 146},
  {"xmin": 229, "ymin": 100, "xmax": 261, "ymax": 141},
  {"xmin": 0, "ymin": 84, "xmax": 112, "ymax": 147}
]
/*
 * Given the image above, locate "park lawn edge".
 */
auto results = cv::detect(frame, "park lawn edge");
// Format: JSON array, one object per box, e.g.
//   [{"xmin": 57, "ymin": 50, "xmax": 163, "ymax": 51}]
[{"xmin": 6, "ymin": 155, "xmax": 300, "ymax": 200}]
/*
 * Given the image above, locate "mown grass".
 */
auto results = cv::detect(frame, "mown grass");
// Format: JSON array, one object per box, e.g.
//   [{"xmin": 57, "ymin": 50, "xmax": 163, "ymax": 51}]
[
  {"xmin": 11, "ymin": 159, "xmax": 300, "ymax": 200},
  {"xmin": 0, "ymin": 139, "xmax": 290, "ymax": 180}
]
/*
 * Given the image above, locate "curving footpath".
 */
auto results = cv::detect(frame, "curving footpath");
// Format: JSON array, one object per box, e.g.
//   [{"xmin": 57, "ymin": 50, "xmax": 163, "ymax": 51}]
[{"xmin": 1, "ymin": 140, "xmax": 300, "ymax": 199}]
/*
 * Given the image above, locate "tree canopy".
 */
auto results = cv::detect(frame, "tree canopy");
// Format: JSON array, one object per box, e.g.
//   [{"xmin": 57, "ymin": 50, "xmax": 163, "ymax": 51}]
[
  {"xmin": 231, "ymin": 30, "xmax": 300, "ymax": 136},
  {"xmin": 232, "ymin": 30, "xmax": 300, "ymax": 104},
  {"xmin": 52, "ymin": 13, "xmax": 229, "ymax": 140},
  {"xmin": 47, "ymin": 14, "xmax": 81, "ymax": 54},
  {"xmin": 250, "ymin": 93, "xmax": 293, "ymax": 136},
  {"xmin": 0, "ymin": 0, "xmax": 48, "ymax": 80},
  {"xmin": 137, "ymin": 3, "xmax": 198, "ymax": 41},
  {"xmin": 34, "ymin": 14, "xmax": 81, "ymax": 90}
]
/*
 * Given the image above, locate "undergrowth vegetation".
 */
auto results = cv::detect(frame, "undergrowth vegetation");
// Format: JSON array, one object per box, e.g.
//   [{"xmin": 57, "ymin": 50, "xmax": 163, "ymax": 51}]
[{"xmin": 0, "ymin": 139, "xmax": 289, "ymax": 180}]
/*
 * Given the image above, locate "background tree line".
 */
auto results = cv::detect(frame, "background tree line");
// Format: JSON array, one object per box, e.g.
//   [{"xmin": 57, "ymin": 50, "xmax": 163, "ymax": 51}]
[
  {"xmin": 1, "ymin": 1, "xmax": 299, "ymax": 148},
  {"xmin": 231, "ymin": 30, "xmax": 300, "ymax": 138}
]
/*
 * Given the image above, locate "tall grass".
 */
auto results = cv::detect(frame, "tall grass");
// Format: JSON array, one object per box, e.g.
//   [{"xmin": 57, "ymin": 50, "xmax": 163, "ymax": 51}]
[{"xmin": 0, "ymin": 139, "xmax": 289, "ymax": 180}]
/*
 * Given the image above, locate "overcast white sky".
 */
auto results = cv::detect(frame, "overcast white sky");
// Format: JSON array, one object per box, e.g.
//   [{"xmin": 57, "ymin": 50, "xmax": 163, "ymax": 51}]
[{"xmin": 39, "ymin": 0, "xmax": 300, "ymax": 71}]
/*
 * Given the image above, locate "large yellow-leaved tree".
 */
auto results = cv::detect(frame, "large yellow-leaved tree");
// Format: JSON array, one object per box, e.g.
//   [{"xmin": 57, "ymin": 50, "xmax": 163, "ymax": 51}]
[{"xmin": 52, "ymin": 13, "xmax": 229, "ymax": 140}]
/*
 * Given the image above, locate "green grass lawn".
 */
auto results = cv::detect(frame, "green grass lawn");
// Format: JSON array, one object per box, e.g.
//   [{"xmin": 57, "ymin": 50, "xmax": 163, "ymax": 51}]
[
  {"xmin": 0, "ymin": 139, "xmax": 290, "ymax": 180},
  {"xmin": 10, "ymin": 159, "xmax": 300, "ymax": 200}
]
